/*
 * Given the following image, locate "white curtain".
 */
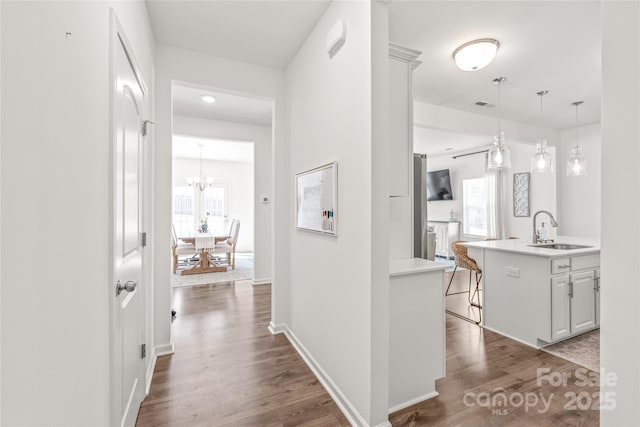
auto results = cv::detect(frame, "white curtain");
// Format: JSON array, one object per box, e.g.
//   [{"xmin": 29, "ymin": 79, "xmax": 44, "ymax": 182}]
[{"xmin": 487, "ymin": 168, "xmax": 507, "ymax": 239}]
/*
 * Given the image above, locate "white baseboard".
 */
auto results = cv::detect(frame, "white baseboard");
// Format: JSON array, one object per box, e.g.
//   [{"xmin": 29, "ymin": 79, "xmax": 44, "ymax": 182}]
[
  {"xmin": 145, "ymin": 349, "xmax": 157, "ymax": 395},
  {"xmin": 251, "ymin": 278, "xmax": 272, "ymax": 286},
  {"xmin": 155, "ymin": 342, "xmax": 175, "ymax": 356},
  {"xmin": 388, "ymin": 391, "xmax": 439, "ymax": 414},
  {"xmin": 480, "ymin": 324, "xmax": 539, "ymax": 349},
  {"xmin": 275, "ymin": 323, "xmax": 379, "ymax": 427}
]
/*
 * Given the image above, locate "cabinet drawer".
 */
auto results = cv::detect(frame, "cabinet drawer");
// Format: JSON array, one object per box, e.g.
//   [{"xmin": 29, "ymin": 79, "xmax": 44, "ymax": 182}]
[
  {"xmin": 551, "ymin": 258, "xmax": 571, "ymax": 274},
  {"xmin": 571, "ymin": 254, "xmax": 600, "ymax": 271}
]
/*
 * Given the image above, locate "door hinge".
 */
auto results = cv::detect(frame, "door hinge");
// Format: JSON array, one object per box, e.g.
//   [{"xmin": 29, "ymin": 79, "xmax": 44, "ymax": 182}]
[
  {"xmin": 141, "ymin": 344, "xmax": 146, "ymax": 359},
  {"xmin": 141, "ymin": 232, "xmax": 147, "ymax": 247},
  {"xmin": 142, "ymin": 120, "xmax": 156, "ymax": 137}
]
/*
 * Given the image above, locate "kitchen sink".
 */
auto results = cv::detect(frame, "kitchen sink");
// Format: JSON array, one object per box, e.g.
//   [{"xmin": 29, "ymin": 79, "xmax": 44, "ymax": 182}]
[{"xmin": 529, "ymin": 243, "xmax": 593, "ymax": 250}]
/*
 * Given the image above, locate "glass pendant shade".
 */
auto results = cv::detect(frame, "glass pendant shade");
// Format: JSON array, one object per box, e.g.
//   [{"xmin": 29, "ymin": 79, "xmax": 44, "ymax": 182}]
[
  {"xmin": 531, "ymin": 139, "xmax": 554, "ymax": 173},
  {"xmin": 567, "ymin": 145, "xmax": 588, "ymax": 176},
  {"xmin": 487, "ymin": 131, "xmax": 511, "ymax": 169},
  {"xmin": 567, "ymin": 101, "xmax": 587, "ymax": 177}
]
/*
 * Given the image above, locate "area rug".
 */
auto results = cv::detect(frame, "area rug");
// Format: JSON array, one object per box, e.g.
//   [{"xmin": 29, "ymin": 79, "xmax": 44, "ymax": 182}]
[
  {"xmin": 171, "ymin": 252, "xmax": 254, "ymax": 287},
  {"xmin": 543, "ymin": 329, "xmax": 600, "ymax": 373}
]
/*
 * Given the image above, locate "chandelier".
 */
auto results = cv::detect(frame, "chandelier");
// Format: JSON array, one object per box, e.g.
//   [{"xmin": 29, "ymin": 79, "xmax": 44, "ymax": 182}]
[{"xmin": 186, "ymin": 144, "xmax": 213, "ymax": 191}]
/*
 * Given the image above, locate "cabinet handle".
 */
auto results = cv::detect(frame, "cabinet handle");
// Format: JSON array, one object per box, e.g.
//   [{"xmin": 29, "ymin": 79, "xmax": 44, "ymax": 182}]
[
  {"xmin": 594, "ymin": 277, "xmax": 600, "ymax": 292},
  {"xmin": 568, "ymin": 282, "xmax": 574, "ymax": 298},
  {"xmin": 558, "ymin": 265, "xmax": 570, "ymax": 269}
]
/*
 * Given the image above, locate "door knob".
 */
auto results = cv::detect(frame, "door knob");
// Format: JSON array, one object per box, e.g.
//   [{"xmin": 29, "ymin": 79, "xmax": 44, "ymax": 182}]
[{"xmin": 116, "ymin": 280, "xmax": 137, "ymax": 297}]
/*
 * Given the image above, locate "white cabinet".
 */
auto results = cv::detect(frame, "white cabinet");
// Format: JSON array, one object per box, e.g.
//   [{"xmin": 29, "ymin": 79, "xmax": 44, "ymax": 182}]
[
  {"xmin": 428, "ymin": 221, "xmax": 460, "ymax": 259},
  {"xmin": 389, "ymin": 43, "xmax": 421, "ymax": 197},
  {"xmin": 550, "ymin": 255, "xmax": 599, "ymax": 343}
]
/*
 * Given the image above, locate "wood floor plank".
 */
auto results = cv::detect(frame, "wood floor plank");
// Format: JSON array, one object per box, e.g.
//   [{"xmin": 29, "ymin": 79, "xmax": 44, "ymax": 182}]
[{"xmin": 138, "ymin": 273, "xmax": 599, "ymax": 426}]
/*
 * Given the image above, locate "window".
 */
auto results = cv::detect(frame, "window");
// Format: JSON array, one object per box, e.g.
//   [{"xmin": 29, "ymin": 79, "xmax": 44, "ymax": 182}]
[
  {"xmin": 203, "ymin": 184, "xmax": 228, "ymax": 233},
  {"xmin": 173, "ymin": 186, "xmax": 194, "ymax": 236},
  {"xmin": 463, "ymin": 178, "xmax": 488, "ymax": 237}
]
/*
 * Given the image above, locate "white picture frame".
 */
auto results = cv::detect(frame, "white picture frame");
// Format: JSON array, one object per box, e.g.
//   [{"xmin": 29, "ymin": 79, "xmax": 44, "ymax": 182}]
[{"xmin": 295, "ymin": 162, "xmax": 338, "ymax": 236}]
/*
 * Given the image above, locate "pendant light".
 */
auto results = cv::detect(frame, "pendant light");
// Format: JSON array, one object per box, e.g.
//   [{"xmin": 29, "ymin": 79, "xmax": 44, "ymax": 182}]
[
  {"xmin": 487, "ymin": 77, "xmax": 511, "ymax": 170},
  {"xmin": 566, "ymin": 101, "xmax": 587, "ymax": 176},
  {"xmin": 531, "ymin": 90, "xmax": 554, "ymax": 173}
]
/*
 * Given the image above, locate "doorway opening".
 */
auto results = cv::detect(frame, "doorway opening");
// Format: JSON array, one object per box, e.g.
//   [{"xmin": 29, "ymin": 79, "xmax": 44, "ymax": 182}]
[{"xmin": 169, "ymin": 82, "xmax": 273, "ymax": 287}]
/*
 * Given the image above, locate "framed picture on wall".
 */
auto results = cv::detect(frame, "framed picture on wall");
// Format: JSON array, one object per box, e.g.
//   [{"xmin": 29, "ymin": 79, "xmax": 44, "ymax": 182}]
[
  {"xmin": 295, "ymin": 162, "xmax": 338, "ymax": 236},
  {"xmin": 513, "ymin": 172, "xmax": 530, "ymax": 217}
]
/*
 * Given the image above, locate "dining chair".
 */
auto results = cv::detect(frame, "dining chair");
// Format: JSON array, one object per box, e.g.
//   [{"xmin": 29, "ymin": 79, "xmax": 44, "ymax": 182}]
[
  {"xmin": 211, "ymin": 220, "xmax": 241, "ymax": 269},
  {"xmin": 172, "ymin": 224, "xmax": 196, "ymax": 273}
]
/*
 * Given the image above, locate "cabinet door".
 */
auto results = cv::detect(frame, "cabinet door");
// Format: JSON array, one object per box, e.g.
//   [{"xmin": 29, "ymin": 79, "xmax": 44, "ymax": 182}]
[
  {"xmin": 551, "ymin": 275, "xmax": 571, "ymax": 341},
  {"xmin": 447, "ymin": 222, "xmax": 460, "ymax": 259},
  {"xmin": 571, "ymin": 270, "xmax": 597, "ymax": 334},
  {"xmin": 433, "ymin": 224, "xmax": 448, "ymax": 257},
  {"xmin": 389, "ymin": 58, "xmax": 411, "ymax": 197}
]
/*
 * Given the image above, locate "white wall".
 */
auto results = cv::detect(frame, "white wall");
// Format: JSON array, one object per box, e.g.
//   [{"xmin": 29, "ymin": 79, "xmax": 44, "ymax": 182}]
[
  {"xmin": 285, "ymin": 1, "xmax": 389, "ymax": 425},
  {"xmin": 419, "ymin": 142, "xmax": 557, "ymax": 241},
  {"xmin": 557, "ymin": 123, "xmax": 601, "ymax": 238},
  {"xmin": 154, "ymin": 45, "xmax": 287, "ymax": 356},
  {"xmin": 173, "ymin": 157, "xmax": 254, "ymax": 252},
  {"xmin": 1, "ymin": 1, "xmax": 155, "ymax": 424},
  {"xmin": 173, "ymin": 114, "xmax": 272, "ymax": 282},
  {"xmin": 601, "ymin": 2, "xmax": 640, "ymax": 425}
]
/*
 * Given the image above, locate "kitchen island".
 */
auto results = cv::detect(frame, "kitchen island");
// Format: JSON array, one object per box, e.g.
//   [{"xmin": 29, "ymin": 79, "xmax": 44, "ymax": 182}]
[{"xmin": 462, "ymin": 237, "xmax": 600, "ymax": 348}]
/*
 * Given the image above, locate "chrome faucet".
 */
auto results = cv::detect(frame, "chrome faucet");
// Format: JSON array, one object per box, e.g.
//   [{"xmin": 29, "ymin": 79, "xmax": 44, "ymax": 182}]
[{"xmin": 532, "ymin": 210, "xmax": 558, "ymax": 244}]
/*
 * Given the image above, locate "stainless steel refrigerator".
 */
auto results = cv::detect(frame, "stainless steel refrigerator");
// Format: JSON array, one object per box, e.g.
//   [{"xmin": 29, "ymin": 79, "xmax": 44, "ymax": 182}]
[{"xmin": 413, "ymin": 153, "xmax": 436, "ymax": 260}]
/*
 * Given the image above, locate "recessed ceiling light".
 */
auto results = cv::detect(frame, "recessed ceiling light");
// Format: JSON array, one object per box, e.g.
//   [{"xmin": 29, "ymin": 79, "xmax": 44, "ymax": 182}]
[
  {"xmin": 453, "ymin": 38, "xmax": 499, "ymax": 71},
  {"xmin": 201, "ymin": 94, "xmax": 217, "ymax": 104}
]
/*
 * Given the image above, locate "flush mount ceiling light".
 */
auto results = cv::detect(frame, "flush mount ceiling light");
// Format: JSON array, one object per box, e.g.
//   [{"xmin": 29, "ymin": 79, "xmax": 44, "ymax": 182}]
[
  {"xmin": 453, "ymin": 38, "xmax": 499, "ymax": 71},
  {"xmin": 567, "ymin": 101, "xmax": 587, "ymax": 176},
  {"xmin": 201, "ymin": 94, "xmax": 217, "ymax": 104},
  {"xmin": 531, "ymin": 90, "xmax": 554, "ymax": 174},
  {"xmin": 487, "ymin": 77, "xmax": 511, "ymax": 170}
]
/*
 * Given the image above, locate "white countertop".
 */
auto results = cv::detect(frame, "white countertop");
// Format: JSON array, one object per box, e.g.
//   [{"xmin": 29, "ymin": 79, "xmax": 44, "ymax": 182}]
[
  {"xmin": 389, "ymin": 258, "xmax": 450, "ymax": 277},
  {"xmin": 460, "ymin": 236, "xmax": 600, "ymax": 258}
]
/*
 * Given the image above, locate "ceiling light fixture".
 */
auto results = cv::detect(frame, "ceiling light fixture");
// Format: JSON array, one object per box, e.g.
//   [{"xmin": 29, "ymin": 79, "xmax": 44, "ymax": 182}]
[
  {"xmin": 567, "ymin": 101, "xmax": 587, "ymax": 176},
  {"xmin": 487, "ymin": 77, "xmax": 511, "ymax": 170},
  {"xmin": 531, "ymin": 90, "xmax": 554, "ymax": 174},
  {"xmin": 186, "ymin": 144, "xmax": 214, "ymax": 191},
  {"xmin": 201, "ymin": 94, "xmax": 217, "ymax": 104},
  {"xmin": 453, "ymin": 38, "xmax": 499, "ymax": 71}
]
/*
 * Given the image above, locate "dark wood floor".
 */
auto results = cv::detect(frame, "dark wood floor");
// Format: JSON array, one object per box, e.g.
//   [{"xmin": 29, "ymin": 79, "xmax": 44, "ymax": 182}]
[
  {"xmin": 136, "ymin": 281, "xmax": 350, "ymax": 426},
  {"xmin": 137, "ymin": 273, "xmax": 599, "ymax": 427}
]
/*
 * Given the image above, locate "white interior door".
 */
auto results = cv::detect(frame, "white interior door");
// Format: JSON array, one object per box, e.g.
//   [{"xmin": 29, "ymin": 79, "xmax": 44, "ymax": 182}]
[{"xmin": 112, "ymin": 18, "xmax": 146, "ymax": 427}]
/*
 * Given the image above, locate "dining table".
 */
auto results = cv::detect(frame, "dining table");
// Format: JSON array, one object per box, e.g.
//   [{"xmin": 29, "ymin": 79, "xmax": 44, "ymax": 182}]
[{"xmin": 178, "ymin": 231, "xmax": 231, "ymax": 275}]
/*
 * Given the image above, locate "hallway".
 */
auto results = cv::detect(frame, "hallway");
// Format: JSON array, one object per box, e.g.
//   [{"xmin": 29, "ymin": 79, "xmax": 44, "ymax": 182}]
[{"xmin": 136, "ymin": 282, "xmax": 349, "ymax": 426}]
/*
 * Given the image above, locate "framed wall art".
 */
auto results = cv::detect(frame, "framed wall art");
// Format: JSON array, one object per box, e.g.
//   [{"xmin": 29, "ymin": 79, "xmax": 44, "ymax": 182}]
[
  {"xmin": 513, "ymin": 172, "xmax": 530, "ymax": 217},
  {"xmin": 295, "ymin": 162, "xmax": 337, "ymax": 236}
]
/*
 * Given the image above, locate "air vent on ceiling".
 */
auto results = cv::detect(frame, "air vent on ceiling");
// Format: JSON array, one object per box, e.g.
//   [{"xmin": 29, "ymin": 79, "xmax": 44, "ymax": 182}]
[{"xmin": 475, "ymin": 101, "xmax": 495, "ymax": 108}]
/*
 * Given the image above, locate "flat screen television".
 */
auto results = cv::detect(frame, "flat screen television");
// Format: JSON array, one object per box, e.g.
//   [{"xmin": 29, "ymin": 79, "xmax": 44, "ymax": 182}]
[{"xmin": 427, "ymin": 169, "xmax": 453, "ymax": 201}]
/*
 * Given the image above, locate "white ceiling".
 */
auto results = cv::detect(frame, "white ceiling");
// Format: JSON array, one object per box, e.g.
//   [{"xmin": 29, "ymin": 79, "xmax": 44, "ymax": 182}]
[
  {"xmin": 149, "ymin": 0, "xmax": 602, "ymax": 154},
  {"xmin": 414, "ymin": 127, "xmax": 490, "ymax": 158},
  {"xmin": 389, "ymin": 1, "xmax": 601, "ymax": 131},
  {"xmin": 146, "ymin": 0, "xmax": 331, "ymax": 69},
  {"xmin": 173, "ymin": 134, "xmax": 254, "ymax": 162},
  {"xmin": 173, "ymin": 83, "xmax": 273, "ymax": 126}
]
